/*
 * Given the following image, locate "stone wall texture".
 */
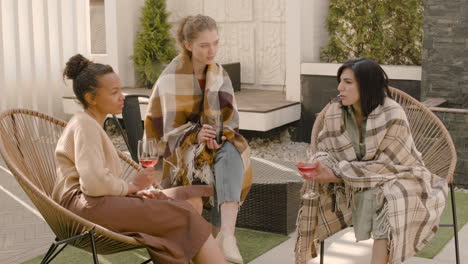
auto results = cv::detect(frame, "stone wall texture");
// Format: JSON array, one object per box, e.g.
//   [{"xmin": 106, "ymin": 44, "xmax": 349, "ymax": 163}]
[
  {"xmin": 422, "ymin": 0, "xmax": 468, "ymax": 186},
  {"xmin": 422, "ymin": 0, "xmax": 468, "ymax": 107},
  {"xmin": 433, "ymin": 111, "xmax": 468, "ymax": 186},
  {"xmin": 166, "ymin": 0, "xmax": 286, "ymax": 91}
]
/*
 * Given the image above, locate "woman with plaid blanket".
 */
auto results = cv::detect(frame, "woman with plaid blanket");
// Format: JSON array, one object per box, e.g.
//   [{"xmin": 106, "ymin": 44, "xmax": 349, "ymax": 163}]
[
  {"xmin": 295, "ymin": 58, "xmax": 447, "ymax": 264},
  {"xmin": 145, "ymin": 15, "xmax": 252, "ymax": 264}
]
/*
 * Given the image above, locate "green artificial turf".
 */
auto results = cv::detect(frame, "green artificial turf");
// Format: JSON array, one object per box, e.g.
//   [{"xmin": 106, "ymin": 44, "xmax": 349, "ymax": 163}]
[
  {"xmin": 22, "ymin": 228, "xmax": 288, "ymax": 264},
  {"xmin": 416, "ymin": 191, "xmax": 468, "ymax": 259}
]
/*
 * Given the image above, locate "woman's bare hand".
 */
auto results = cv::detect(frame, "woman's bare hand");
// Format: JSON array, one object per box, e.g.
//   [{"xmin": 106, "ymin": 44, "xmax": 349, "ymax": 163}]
[
  {"xmin": 206, "ymin": 136, "xmax": 226, "ymax": 150},
  {"xmin": 302, "ymin": 161, "xmax": 341, "ymax": 183},
  {"xmin": 197, "ymin": 124, "xmax": 226, "ymax": 150},
  {"xmin": 136, "ymin": 188, "xmax": 169, "ymax": 200},
  {"xmin": 197, "ymin": 124, "xmax": 216, "ymax": 143},
  {"xmin": 128, "ymin": 167, "xmax": 155, "ymax": 194}
]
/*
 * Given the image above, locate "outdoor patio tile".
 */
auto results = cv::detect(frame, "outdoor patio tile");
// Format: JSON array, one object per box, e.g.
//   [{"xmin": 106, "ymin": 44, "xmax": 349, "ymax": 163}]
[{"xmin": 249, "ymin": 225, "xmax": 464, "ymax": 264}]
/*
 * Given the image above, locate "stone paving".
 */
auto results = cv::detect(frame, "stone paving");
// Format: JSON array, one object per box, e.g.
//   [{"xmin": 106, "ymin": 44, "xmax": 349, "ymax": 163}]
[
  {"xmin": 250, "ymin": 225, "xmax": 468, "ymax": 264},
  {"xmin": 0, "ymin": 156, "xmax": 54, "ymax": 264}
]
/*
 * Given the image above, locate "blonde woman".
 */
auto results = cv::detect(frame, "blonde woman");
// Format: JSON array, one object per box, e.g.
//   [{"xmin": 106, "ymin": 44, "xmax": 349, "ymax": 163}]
[{"xmin": 145, "ymin": 15, "xmax": 252, "ymax": 264}]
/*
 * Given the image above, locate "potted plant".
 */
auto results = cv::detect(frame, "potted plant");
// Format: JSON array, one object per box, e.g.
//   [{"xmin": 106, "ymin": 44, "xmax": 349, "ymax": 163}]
[{"xmin": 132, "ymin": 0, "xmax": 177, "ymax": 88}]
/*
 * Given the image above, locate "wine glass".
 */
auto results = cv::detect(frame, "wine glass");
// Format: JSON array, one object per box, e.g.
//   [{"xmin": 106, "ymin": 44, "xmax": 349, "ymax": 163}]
[
  {"xmin": 296, "ymin": 148, "xmax": 319, "ymax": 200},
  {"xmin": 137, "ymin": 138, "xmax": 160, "ymax": 168},
  {"xmin": 205, "ymin": 114, "xmax": 223, "ymax": 145},
  {"xmin": 213, "ymin": 115, "xmax": 223, "ymax": 145}
]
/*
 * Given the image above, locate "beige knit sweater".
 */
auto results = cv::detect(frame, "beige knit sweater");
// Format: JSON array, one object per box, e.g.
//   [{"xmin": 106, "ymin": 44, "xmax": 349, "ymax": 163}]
[{"xmin": 52, "ymin": 111, "xmax": 128, "ymax": 203}]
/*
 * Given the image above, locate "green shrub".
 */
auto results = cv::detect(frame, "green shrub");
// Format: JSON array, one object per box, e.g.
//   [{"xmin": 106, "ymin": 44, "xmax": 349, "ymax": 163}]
[
  {"xmin": 133, "ymin": 0, "xmax": 177, "ymax": 88},
  {"xmin": 321, "ymin": 0, "xmax": 423, "ymax": 65}
]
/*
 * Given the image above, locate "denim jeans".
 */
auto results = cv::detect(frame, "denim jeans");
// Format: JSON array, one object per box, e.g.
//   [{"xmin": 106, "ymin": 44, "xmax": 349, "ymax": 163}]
[{"xmin": 210, "ymin": 141, "xmax": 244, "ymax": 227}]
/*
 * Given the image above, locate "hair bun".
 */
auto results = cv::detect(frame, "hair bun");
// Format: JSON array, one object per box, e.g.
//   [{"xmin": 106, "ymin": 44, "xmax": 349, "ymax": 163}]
[{"xmin": 63, "ymin": 54, "xmax": 91, "ymax": 80}]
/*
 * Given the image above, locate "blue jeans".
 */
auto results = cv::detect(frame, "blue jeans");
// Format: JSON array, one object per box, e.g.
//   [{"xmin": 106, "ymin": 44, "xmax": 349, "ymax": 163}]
[{"xmin": 210, "ymin": 141, "xmax": 244, "ymax": 227}]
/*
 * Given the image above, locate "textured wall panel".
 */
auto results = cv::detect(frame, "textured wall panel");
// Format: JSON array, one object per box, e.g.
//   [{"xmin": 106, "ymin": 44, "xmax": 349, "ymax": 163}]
[
  {"xmin": 257, "ymin": 0, "xmax": 285, "ymax": 22},
  {"xmin": 226, "ymin": 0, "xmax": 253, "ymax": 22},
  {"xmin": 204, "ymin": 0, "xmax": 226, "ymax": 22},
  {"xmin": 258, "ymin": 23, "xmax": 285, "ymax": 85},
  {"xmin": 217, "ymin": 24, "xmax": 255, "ymax": 83},
  {"xmin": 204, "ymin": 0, "xmax": 252, "ymax": 22},
  {"xmin": 167, "ymin": 0, "xmax": 204, "ymax": 23}
]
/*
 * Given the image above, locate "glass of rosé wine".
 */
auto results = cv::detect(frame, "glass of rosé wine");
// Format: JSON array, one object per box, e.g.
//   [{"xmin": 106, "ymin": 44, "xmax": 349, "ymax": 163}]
[
  {"xmin": 296, "ymin": 160, "xmax": 319, "ymax": 200},
  {"xmin": 137, "ymin": 139, "xmax": 160, "ymax": 168}
]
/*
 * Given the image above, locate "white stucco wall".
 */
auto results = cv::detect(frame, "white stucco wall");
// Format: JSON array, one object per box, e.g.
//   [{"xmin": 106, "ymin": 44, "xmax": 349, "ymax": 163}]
[
  {"xmin": 115, "ymin": 0, "xmax": 145, "ymax": 88},
  {"xmin": 300, "ymin": 0, "xmax": 329, "ymax": 62}
]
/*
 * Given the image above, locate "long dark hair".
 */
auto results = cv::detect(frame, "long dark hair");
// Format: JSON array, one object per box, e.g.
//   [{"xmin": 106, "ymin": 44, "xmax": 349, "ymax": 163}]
[{"xmin": 337, "ymin": 58, "xmax": 391, "ymax": 117}]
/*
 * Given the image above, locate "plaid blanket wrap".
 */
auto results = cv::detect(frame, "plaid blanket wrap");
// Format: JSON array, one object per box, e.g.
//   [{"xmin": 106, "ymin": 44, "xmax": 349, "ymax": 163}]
[
  {"xmin": 144, "ymin": 52, "xmax": 252, "ymax": 202},
  {"xmin": 295, "ymin": 98, "xmax": 447, "ymax": 264}
]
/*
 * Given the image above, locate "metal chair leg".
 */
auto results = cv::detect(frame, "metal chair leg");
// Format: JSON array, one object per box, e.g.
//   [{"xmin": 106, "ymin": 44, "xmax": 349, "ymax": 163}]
[
  {"xmin": 141, "ymin": 258, "xmax": 153, "ymax": 264},
  {"xmin": 39, "ymin": 230, "xmax": 100, "ymax": 264},
  {"xmin": 45, "ymin": 243, "xmax": 68, "ymax": 264},
  {"xmin": 89, "ymin": 230, "xmax": 99, "ymax": 264},
  {"xmin": 320, "ymin": 240, "xmax": 324, "ymax": 264},
  {"xmin": 440, "ymin": 183, "xmax": 460, "ymax": 264},
  {"xmin": 449, "ymin": 183, "xmax": 460, "ymax": 264},
  {"xmin": 40, "ymin": 241, "xmax": 58, "ymax": 264}
]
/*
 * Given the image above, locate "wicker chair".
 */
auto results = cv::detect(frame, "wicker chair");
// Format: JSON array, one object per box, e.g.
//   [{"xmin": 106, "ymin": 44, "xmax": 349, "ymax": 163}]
[
  {"xmin": 309, "ymin": 87, "xmax": 459, "ymax": 264},
  {"xmin": 0, "ymin": 109, "xmax": 151, "ymax": 264}
]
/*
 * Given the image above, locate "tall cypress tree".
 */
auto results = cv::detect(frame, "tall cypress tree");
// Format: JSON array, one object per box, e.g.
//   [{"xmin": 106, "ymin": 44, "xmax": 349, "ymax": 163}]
[{"xmin": 132, "ymin": 0, "xmax": 177, "ymax": 88}]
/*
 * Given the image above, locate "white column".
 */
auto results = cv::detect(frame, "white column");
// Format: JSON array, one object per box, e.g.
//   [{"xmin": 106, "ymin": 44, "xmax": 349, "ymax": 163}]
[
  {"xmin": 31, "ymin": 0, "xmax": 48, "ymax": 112},
  {"xmin": 76, "ymin": 0, "xmax": 89, "ymax": 54},
  {"xmin": 104, "ymin": 0, "xmax": 118, "ymax": 70},
  {"xmin": 285, "ymin": 0, "xmax": 301, "ymax": 101},
  {"xmin": 46, "ymin": 0, "xmax": 68, "ymax": 115},
  {"xmin": 17, "ymin": 0, "xmax": 34, "ymax": 109},
  {"xmin": 0, "ymin": 0, "xmax": 18, "ymax": 111},
  {"xmin": 115, "ymin": 0, "xmax": 145, "ymax": 87},
  {"xmin": 301, "ymin": 0, "xmax": 329, "ymax": 62},
  {"xmin": 0, "ymin": 0, "xmax": 4, "ymax": 111},
  {"xmin": 60, "ymin": 0, "xmax": 76, "ymax": 62}
]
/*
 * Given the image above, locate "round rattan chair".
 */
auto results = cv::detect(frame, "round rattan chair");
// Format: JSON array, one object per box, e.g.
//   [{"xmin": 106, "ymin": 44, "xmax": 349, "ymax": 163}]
[
  {"xmin": 308, "ymin": 87, "xmax": 459, "ymax": 264},
  {"xmin": 0, "ymin": 109, "xmax": 151, "ymax": 264}
]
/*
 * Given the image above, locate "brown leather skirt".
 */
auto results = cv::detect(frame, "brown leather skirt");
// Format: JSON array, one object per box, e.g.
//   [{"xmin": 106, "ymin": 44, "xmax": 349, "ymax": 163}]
[{"xmin": 60, "ymin": 185, "xmax": 213, "ymax": 264}]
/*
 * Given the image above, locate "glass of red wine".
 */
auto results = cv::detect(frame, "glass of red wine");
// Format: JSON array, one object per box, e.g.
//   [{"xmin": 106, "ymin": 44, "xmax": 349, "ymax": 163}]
[
  {"xmin": 137, "ymin": 138, "xmax": 160, "ymax": 168},
  {"xmin": 296, "ymin": 161, "xmax": 318, "ymax": 200},
  {"xmin": 213, "ymin": 115, "xmax": 223, "ymax": 145}
]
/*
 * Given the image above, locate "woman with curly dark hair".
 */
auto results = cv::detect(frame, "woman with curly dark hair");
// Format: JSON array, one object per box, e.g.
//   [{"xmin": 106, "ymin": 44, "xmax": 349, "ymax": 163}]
[{"xmin": 52, "ymin": 54, "xmax": 226, "ymax": 264}]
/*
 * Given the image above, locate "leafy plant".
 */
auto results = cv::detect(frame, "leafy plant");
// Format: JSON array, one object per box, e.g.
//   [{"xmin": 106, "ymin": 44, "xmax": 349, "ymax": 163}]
[
  {"xmin": 321, "ymin": 0, "xmax": 423, "ymax": 65},
  {"xmin": 132, "ymin": 0, "xmax": 177, "ymax": 88}
]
